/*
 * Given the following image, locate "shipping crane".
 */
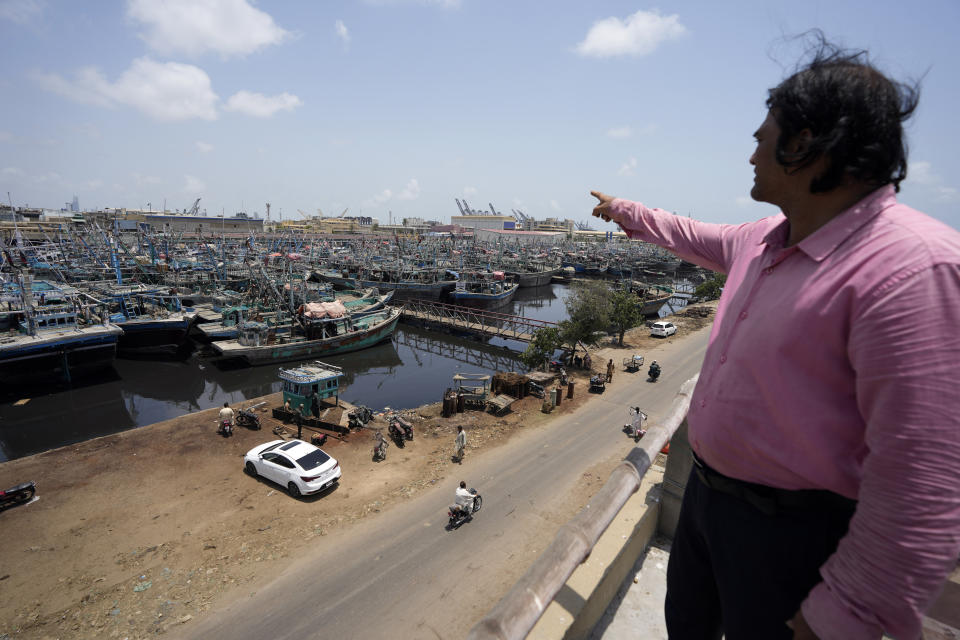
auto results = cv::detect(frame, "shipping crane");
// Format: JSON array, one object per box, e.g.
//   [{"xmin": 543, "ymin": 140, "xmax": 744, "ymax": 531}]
[{"xmin": 187, "ymin": 197, "xmax": 201, "ymax": 216}]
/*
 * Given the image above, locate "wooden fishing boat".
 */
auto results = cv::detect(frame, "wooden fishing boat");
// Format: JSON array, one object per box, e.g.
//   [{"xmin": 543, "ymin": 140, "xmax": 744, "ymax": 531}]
[
  {"xmin": 211, "ymin": 306, "xmax": 402, "ymax": 366},
  {"xmin": 445, "ymin": 271, "xmax": 518, "ymax": 310},
  {"xmin": 0, "ymin": 276, "xmax": 122, "ymax": 384}
]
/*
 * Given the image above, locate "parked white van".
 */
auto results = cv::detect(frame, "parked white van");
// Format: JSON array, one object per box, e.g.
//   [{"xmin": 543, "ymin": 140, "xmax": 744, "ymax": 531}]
[{"xmin": 650, "ymin": 321, "xmax": 677, "ymax": 338}]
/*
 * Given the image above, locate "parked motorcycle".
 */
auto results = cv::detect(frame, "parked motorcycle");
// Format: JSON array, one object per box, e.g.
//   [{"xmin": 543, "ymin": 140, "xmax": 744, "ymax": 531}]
[
  {"xmin": 349, "ymin": 405, "xmax": 374, "ymax": 430},
  {"xmin": 217, "ymin": 419, "xmax": 233, "ymax": 437},
  {"xmin": 236, "ymin": 407, "xmax": 261, "ymax": 430},
  {"xmin": 647, "ymin": 363, "xmax": 662, "ymax": 382},
  {"xmin": 623, "ymin": 407, "xmax": 648, "ymax": 442},
  {"xmin": 388, "ymin": 415, "xmax": 414, "ymax": 447},
  {"xmin": 372, "ymin": 431, "xmax": 388, "ymax": 461},
  {"xmin": 527, "ymin": 380, "xmax": 545, "ymax": 399},
  {"xmin": 0, "ymin": 481, "xmax": 36, "ymax": 510},
  {"xmin": 447, "ymin": 488, "xmax": 483, "ymax": 528}
]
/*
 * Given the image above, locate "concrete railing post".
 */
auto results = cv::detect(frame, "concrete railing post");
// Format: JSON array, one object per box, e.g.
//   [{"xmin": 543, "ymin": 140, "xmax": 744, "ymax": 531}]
[{"xmin": 658, "ymin": 417, "xmax": 692, "ymax": 540}]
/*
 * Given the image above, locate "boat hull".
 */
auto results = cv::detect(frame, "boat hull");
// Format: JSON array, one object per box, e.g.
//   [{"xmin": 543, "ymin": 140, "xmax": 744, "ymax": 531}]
[
  {"xmin": 212, "ymin": 310, "xmax": 402, "ymax": 366},
  {"xmin": 446, "ymin": 285, "xmax": 518, "ymax": 311},
  {"xmin": 0, "ymin": 325, "xmax": 122, "ymax": 384},
  {"xmin": 508, "ymin": 268, "xmax": 559, "ymax": 288}
]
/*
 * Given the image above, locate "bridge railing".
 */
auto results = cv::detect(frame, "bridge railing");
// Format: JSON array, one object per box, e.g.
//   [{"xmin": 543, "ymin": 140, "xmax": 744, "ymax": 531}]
[
  {"xmin": 401, "ymin": 298, "xmax": 557, "ymax": 341},
  {"xmin": 467, "ymin": 375, "xmax": 699, "ymax": 640}
]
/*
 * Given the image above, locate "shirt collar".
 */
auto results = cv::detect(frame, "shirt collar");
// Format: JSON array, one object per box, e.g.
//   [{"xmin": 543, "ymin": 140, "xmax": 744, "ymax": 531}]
[{"xmin": 760, "ymin": 185, "xmax": 897, "ymax": 261}]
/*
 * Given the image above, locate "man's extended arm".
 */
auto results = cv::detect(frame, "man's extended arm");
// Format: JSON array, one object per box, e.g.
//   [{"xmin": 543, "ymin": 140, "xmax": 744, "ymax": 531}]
[
  {"xmin": 591, "ymin": 191, "xmax": 740, "ymax": 274},
  {"xmin": 803, "ymin": 263, "xmax": 960, "ymax": 639}
]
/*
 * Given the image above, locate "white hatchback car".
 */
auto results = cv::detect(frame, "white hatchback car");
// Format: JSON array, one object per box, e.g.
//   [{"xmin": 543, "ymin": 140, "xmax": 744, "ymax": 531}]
[
  {"xmin": 650, "ymin": 321, "xmax": 677, "ymax": 338},
  {"xmin": 244, "ymin": 439, "xmax": 341, "ymax": 498}
]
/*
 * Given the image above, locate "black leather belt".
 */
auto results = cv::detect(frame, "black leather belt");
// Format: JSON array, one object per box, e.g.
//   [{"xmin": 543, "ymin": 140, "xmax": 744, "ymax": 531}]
[{"xmin": 691, "ymin": 452, "xmax": 856, "ymax": 517}]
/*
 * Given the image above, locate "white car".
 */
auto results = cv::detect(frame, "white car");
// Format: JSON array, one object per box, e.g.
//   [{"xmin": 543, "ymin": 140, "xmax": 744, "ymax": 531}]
[
  {"xmin": 244, "ymin": 439, "xmax": 341, "ymax": 497},
  {"xmin": 650, "ymin": 321, "xmax": 677, "ymax": 338}
]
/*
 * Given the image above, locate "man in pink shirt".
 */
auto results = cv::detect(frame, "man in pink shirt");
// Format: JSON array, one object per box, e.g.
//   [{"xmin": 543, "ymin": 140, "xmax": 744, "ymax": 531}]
[{"xmin": 592, "ymin": 39, "xmax": 960, "ymax": 640}]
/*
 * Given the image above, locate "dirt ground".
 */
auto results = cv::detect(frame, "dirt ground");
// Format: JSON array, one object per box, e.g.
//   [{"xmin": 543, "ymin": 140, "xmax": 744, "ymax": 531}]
[{"xmin": 0, "ymin": 306, "xmax": 717, "ymax": 640}]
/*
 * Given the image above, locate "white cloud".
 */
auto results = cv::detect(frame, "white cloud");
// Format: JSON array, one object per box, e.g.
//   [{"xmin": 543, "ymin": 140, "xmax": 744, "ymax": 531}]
[
  {"xmin": 133, "ymin": 173, "xmax": 162, "ymax": 186},
  {"xmin": 909, "ymin": 161, "xmax": 960, "ymax": 202},
  {"xmin": 735, "ymin": 196, "xmax": 753, "ymax": 207},
  {"xmin": 364, "ymin": 189, "xmax": 393, "ymax": 208},
  {"xmin": 335, "ymin": 19, "xmax": 350, "ymax": 45},
  {"xmin": 910, "ymin": 161, "xmax": 937, "ymax": 185},
  {"xmin": 397, "ymin": 178, "xmax": 420, "ymax": 200},
  {"xmin": 0, "ymin": 0, "xmax": 43, "ymax": 23},
  {"xmin": 576, "ymin": 9, "xmax": 687, "ymax": 58},
  {"xmin": 363, "ymin": 0, "xmax": 461, "ymax": 8},
  {"xmin": 196, "ymin": 141, "xmax": 214, "ymax": 153},
  {"xmin": 127, "ymin": 0, "xmax": 290, "ymax": 58},
  {"xmin": 617, "ymin": 157, "xmax": 637, "ymax": 176},
  {"xmin": 1, "ymin": 166, "xmax": 25, "ymax": 177},
  {"xmin": 606, "ymin": 127, "xmax": 633, "ymax": 139},
  {"xmin": 184, "ymin": 175, "xmax": 206, "ymax": 193},
  {"xmin": 550, "ymin": 200, "xmax": 561, "ymax": 211},
  {"xmin": 0, "ymin": 131, "xmax": 12, "ymax": 142},
  {"xmin": 35, "ymin": 57, "xmax": 219, "ymax": 121},
  {"xmin": 463, "ymin": 186, "xmax": 477, "ymax": 196},
  {"xmin": 224, "ymin": 91, "xmax": 302, "ymax": 118}
]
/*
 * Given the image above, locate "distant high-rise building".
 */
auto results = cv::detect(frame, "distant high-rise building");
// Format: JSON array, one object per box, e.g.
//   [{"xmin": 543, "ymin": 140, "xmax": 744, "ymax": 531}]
[{"xmin": 70, "ymin": 196, "xmax": 79, "ymax": 212}]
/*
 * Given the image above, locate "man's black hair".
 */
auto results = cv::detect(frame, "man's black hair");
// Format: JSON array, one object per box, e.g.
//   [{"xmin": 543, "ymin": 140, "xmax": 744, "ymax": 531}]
[{"xmin": 766, "ymin": 31, "xmax": 920, "ymax": 193}]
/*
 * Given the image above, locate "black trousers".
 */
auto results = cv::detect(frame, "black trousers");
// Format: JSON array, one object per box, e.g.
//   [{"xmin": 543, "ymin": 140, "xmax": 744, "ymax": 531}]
[{"xmin": 665, "ymin": 468, "xmax": 855, "ymax": 640}]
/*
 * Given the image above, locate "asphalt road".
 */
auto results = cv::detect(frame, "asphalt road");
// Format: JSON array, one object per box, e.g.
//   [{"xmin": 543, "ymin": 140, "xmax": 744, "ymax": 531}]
[{"xmin": 180, "ymin": 328, "xmax": 710, "ymax": 640}]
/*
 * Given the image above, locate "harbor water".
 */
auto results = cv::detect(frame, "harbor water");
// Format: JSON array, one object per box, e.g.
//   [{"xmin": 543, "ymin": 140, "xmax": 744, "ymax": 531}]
[{"xmin": 0, "ymin": 283, "xmax": 689, "ymax": 461}]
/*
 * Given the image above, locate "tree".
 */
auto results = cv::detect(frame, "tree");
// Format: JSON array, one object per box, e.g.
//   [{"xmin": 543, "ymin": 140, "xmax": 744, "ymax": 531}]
[
  {"xmin": 694, "ymin": 273, "xmax": 727, "ymax": 300},
  {"xmin": 558, "ymin": 280, "xmax": 612, "ymax": 353},
  {"xmin": 520, "ymin": 326, "xmax": 562, "ymax": 371},
  {"xmin": 610, "ymin": 287, "xmax": 644, "ymax": 346}
]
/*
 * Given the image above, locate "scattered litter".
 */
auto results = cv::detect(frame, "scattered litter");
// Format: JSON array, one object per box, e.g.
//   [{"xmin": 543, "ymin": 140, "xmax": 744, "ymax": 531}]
[
  {"xmin": 133, "ymin": 581, "xmax": 152, "ymax": 592},
  {"xmin": 13, "ymin": 398, "xmax": 30, "ymax": 406}
]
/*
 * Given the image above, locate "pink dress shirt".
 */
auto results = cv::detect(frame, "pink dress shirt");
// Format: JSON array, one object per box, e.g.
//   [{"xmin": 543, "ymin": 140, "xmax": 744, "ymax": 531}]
[{"xmin": 611, "ymin": 185, "xmax": 960, "ymax": 640}]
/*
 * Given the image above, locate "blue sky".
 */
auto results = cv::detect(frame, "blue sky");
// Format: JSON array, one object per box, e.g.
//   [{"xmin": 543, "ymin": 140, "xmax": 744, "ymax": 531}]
[{"xmin": 1, "ymin": 0, "xmax": 957, "ymax": 229}]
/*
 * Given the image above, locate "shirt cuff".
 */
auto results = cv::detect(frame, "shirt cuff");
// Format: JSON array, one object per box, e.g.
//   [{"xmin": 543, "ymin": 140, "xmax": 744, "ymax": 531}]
[{"xmin": 802, "ymin": 582, "xmax": 883, "ymax": 640}]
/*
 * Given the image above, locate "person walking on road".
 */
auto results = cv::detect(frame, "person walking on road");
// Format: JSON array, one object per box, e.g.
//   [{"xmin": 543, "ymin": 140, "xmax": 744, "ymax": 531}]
[
  {"xmin": 605, "ymin": 359, "xmax": 614, "ymax": 383},
  {"xmin": 591, "ymin": 34, "xmax": 960, "ymax": 640},
  {"xmin": 455, "ymin": 425, "xmax": 467, "ymax": 464}
]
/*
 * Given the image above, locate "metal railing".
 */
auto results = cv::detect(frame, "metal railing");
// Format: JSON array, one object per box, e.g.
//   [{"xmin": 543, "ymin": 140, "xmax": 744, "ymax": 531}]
[
  {"xmin": 400, "ymin": 298, "xmax": 556, "ymax": 342},
  {"xmin": 468, "ymin": 375, "xmax": 699, "ymax": 640}
]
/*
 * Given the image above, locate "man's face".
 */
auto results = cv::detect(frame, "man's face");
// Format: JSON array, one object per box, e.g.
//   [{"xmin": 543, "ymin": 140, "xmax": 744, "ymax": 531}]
[{"xmin": 749, "ymin": 110, "xmax": 788, "ymax": 206}]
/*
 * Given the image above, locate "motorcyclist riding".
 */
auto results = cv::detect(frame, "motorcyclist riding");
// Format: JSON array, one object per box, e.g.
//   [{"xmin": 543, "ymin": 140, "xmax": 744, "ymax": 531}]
[
  {"xmin": 648, "ymin": 361, "xmax": 661, "ymax": 380},
  {"xmin": 218, "ymin": 402, "xmax": 235, "ymax": 435},
  {"xmin": 452, "ymin": 481, "xmax": 475, "ymax": 518}
]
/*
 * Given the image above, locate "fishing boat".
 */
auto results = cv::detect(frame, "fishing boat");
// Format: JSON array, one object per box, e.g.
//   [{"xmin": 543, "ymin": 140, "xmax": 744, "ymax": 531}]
[
  {"xmin": 445, "ymin": 271, "xmax": 518, "ymax": 310},
  {"xmin": 211, "ymin": 306, "xmax": 402, "ymax": 366},
  {"xmin": 194, "ymin": 288, "xmax": 393, "ymax": 342},
  {"xmin": 0, "ymin": 275, "xmax": 123, "ymax": 384},
  {"xmin": 503, "ymin": 259, "xmax": 560, "ymax": 288},
  {"xmin": 83, "ymin": 283, "xmax": 196, "ymax": 356},
  {"xmin": 314, "ymin": 265, "xmax": 457, "ymax": 301}
]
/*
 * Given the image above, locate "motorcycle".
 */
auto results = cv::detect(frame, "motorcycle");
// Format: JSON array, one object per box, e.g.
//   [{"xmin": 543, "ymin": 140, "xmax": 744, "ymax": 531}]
[
  {"xmin": 217, "ymin": 419, "xmax": 233, "ymax": 437},
  {"xmin": 388, "ymin": 415, "xmax": 414, "ymax": 447},
  {"xmin": 235, "ymin": 407, "xmax": 261, "ymax": 430},
  {"xmin": 623, "ymin": 407, "xmax": 648, "ymax": 442},
  {"xmin": 559, "ymin": 367, "xmax": 568, "ymax": 386},
  {"xmin": 527, "ymin": 380, "xmax": 545, "ymax": 399},
  {"xmin": 0, "ymin": 481, "xmax": 36, "ymax": 510},
  {"xmin": 647, "ymin": 363, "xmax": 662, "ymax": 382},
  {"xmin": 447, "ymin": 488, "xmax": 483, "ymax": 528},
  {"xmin": 348, "ymin": 405, "xmax": 374, "ymax": 430},
  {"xmin": 372, "ymin": 431, "xmax": 388, "ymax": 461}
]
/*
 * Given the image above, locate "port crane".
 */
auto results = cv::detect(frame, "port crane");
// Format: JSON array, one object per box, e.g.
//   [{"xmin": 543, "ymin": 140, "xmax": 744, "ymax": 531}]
[{"xmin": 187, "ymin": 197, "xmax": 201, "ymax": 216}]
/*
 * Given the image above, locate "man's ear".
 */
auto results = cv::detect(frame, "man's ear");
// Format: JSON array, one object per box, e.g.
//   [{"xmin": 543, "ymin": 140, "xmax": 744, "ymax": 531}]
[{"xmin": 787, "ymin": 129, "xmax": 814, "ymax": 155}]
